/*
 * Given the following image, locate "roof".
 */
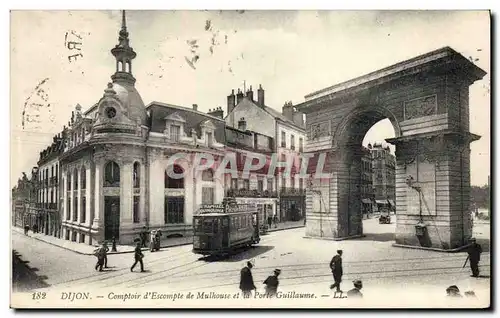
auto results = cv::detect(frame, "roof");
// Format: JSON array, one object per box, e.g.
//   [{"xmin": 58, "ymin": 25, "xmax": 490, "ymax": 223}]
[
  {"xmin": 146, "ymin": 101, "xmax": 226, "ymax": 142},
  {"xmin": 234, "ymin": 97, "xmax": 305, "ymax": 131}
]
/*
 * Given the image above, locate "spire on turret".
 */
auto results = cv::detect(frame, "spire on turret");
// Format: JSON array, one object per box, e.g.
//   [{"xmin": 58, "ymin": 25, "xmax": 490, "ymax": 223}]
[{"xmin": 111, "ymin": 10, "xmax": 137, "ymax": 85}]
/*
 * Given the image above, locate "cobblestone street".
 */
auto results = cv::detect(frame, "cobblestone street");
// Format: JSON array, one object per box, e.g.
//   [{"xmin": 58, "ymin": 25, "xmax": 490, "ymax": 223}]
[{"xmin": 12, "ymin": 217, "xmax": 490, "ymax": 308}]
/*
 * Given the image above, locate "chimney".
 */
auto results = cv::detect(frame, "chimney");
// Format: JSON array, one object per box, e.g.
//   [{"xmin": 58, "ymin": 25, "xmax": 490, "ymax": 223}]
[
  {"xmin": 208, "ymin": 107, "xmax": 224, "ymax": 119},
  {"xmin": 227, "ymin": 89, "xmax": 235, "ymax": 114},
  {"xmin": 292, "ymin": 109, "xmax": 304, "ymax": 127},
  {"xmin": 282, "ymin": 101, "xmax": 293, "ymax": 121},
  {"xmin": 192, "ymin": 104, "xmax": 198, "ymax": 111},
  {"xmin": 246, "ymin": 85, "xmax": 254, "ymax": 101},
  {"xmin": 257, "ymin": 84, "xmax": 265, "ymax": 107},
  {"xmin": 236, "ymin": 88, "xmax": 244, "ymax": 105},
  {"xmin": 238, "ymin": 117, "xmax": 247, "ymax": 131}
]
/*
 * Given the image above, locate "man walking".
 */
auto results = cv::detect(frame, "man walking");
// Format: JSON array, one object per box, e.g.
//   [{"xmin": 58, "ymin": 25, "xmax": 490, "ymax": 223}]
[
  {"xmin": 263, "ymin": 269, "xmax": 281, "ymax": 297},
  {"xmin": 101, "ymin": 242, "xmax": 110, "ymax": 268},
  {"xmin": 330, "ymin": 250, "xmax": 343, "ymax": 292},
  {"xmin": 464, "ymin": 238, "xmax": 482, "ymax": 277},
  {"xmin": 240, "ymin": 261, "xmax": 256, "ymax": 298},
  {"xmin": 131, "ymin": 242, "xmax": 145, "ymax": 272}
]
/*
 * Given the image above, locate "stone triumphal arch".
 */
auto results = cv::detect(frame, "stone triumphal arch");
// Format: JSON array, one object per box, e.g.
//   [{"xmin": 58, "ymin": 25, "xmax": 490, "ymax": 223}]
[{"xmin": 296, "ymin": 47, "xmax": 486, "ymax": 250}]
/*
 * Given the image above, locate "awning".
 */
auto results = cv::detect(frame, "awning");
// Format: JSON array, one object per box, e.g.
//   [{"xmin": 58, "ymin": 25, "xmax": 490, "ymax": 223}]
[
  {"xmin": 388, "ymin": 200, "xmax": 396, "ymax": 207},
  {"xmin": 361, "ymin": 199, "xmax": 372, "ymax": 204},
  {"xmin": 375, "ymin": 199, "xmax": 389, "ymax": 205}
]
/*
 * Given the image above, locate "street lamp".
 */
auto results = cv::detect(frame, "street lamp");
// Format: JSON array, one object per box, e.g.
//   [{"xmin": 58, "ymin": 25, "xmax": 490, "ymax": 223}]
[{"xmin": 406, "ymin": 175, "xmax": 426, "ymax": 236}]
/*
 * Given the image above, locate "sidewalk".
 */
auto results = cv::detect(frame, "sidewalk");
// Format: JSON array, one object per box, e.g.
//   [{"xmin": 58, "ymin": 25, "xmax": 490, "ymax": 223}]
[
  {"xmin": 265, "ymin": 220, "xmax": 305, "ymax": 233},
  {"xmin": 12, "ymin": 221, "xmax": 304, "ymax": 256},
  {"xmin": 12, "ymin": 227, "xmax": 192, "ymax": 256}
]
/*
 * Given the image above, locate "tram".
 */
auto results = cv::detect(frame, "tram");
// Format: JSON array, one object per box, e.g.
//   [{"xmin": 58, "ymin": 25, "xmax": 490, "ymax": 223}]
[{"xmin": 193, "ymin": 198, "xmax": 260, "ymax": 256}]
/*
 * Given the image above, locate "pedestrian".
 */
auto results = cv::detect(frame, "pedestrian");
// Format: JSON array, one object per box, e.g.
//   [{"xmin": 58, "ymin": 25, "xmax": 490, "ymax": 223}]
[
  {"xmin": 267, "ymin": 215, "xmax": 273, "ymax": 230},
  {"xmin": 240, "ymin": 261, "xmax": 256, "ymax": 298},
  {"xmin": 464, "ymin": 291, "xmax": 477, "ymax": 298},
  {"xmin": 101, "ymin": 242, "xmax": 110, "ymax": 268},
  {"xmin": 464, "ymin": 238, "xmax": 482, "ymax": 277},
  {"xmin": 346, "ymin": 280, "xmax": 363, "ymax": 298},
  {"xmin": 329, "ymin": 249, "xmax": 343, "ymax": 292},
  {"xmin": 24, "ymin": 224, "xmax": 29, "ymax": 235},
  {"xmin": 446, "ymin": 285, "xmax": 462, "ymax": 298},
  {"xmin": 131, "ymin": 242, "xmax": 145, "ymax": 272},
  {"xmin": 273, "ymin": 213, "xmax": 278, "ymax": 228},
  {"xmin": 140, "ymin": 226, "xmax": 149, "ymax": 248},
  {"xmin": 94, "ymin": 245, "xmax": 105, "ymax": 272},
  {"xmin": 263, "ymin": 269, "xmax": 281, "ymax": 297},
  {"xmin": 33, "ymin": 224, "xmax": 38, "ymax": 234}
]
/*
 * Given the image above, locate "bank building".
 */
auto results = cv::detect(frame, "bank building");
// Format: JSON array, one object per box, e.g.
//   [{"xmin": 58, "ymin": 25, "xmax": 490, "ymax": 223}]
[{"xmin": 57, "ymin": 12, "xmax": 228, "ymax": 245}]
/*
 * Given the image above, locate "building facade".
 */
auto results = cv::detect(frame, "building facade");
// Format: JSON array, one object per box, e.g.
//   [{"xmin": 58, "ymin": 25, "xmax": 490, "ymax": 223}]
[
  {"xmin": 12, "ymin": 170, "xmax": 38, "ymax": 228},
  {"xmin": 224, "ymin": 87, "xmax": 306, "ymax": 223},
  {"xmin": 369, "ymin": 143, "xmax": 396, "ymax": 211},
  {"xmin": 53, "ymin": 12, "xmax": 227, "ymax": 245},
  {"xmin": 36, "ymin": 134, "xmax": 65, "ymax": 237},
  {"xmin": 360, "ymin": 146, "xmax": 374, "ymax": 215}
]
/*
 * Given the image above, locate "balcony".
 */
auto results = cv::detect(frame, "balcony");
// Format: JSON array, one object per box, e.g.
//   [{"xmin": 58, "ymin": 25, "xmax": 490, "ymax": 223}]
[
  {"xmin": 279, "ymin": 187, "xmax": 306, "ymax": 197},
  {"xmin": 226, "ymin": 188, "xmax": 278, "ymax": 198}
]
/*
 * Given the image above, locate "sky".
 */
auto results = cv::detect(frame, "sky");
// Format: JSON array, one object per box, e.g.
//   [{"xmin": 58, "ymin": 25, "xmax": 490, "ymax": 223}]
[{"xmin": 10, "ymin": 10, "xmax": 490, "ymax": 186}]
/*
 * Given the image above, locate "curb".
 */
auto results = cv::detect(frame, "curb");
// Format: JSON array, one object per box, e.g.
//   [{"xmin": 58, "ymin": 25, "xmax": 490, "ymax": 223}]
[
  {"xmin": 267, "ymin": 225, "xmax": 305, "ymax": 233},
  {"xmin": 303, "ymin": 234, "xmax": 366, "ymax": 241},
  {"xmin": 392, "ymin": 243, "xmax": 471, "ymax": 253}
]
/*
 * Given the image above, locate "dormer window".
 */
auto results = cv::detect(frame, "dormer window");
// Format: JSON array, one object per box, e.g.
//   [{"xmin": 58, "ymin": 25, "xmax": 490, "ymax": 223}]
[
  {"xmin": 206, "ymin": 132, "xmax": 213, "ymax": 147},
  {"xmin": 171, "ymin": 125, "xmax": 180, "ymax": 142}
]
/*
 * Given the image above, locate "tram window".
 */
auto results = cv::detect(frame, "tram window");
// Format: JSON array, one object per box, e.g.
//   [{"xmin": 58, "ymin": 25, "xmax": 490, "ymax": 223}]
[{"xmin": 222, "ymin": 218, "xmax": 228, "ymax": 226}]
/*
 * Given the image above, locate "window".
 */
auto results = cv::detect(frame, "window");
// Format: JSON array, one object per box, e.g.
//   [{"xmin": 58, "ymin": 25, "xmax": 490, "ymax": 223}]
[
  {"xmin": 281, "ymin": 131, "xmax": 286, "ymax": 148},
  {"xmin": 66, "ymin": 197, "xmax": 71, "ymax": 220},
  {"xmin": 299, "ymin": 138, "xmax": 303, "ymax": 152},
  {"xmin": 81, "ymin": 196, "xmax": 86, "ymax": 224},
  {"xmin": 165, "ymin": 165, "xmax": 184, "ymax": 188},
  {"xmin": 290, "ymin": 134, "xmax": 295, "ymax": 150},
  {"xmin": 202, "ymin": 169, "xmax": 214, "ymax": 182},
  {"xmin": 73, "ymin": 196, "xmax": 78, "ymax": 221},
  {"xmin": 81, "ymin": 167, "xmax": 86, "ymax": 190},
  {"xmin": 257, "ymin": 179, "xmax": 264, "ymax": 192},
  {"xmin": 231, "ymin": 178, "xmax": 238, "ymax": 189},
  {"xmin": 165, "ymin": 197, "xmax": 184, "ymax": 224},
  {"xmin": 104, "ymin": 161, "xmax": 120, "ymax": 187},
  {"xmin": 133, "ymin": 196, "xmax": 140, "ymax": 223},
  {"xmin": 299, "ymin": 178, "xmax": 303, "ymax": 190},
  {"xmin": 51, "ymin": 166, "xmax": 54, "ymax": 178},
  {"xmin": 171, "ymin": 125, "xmax": 181, "ymax": 142},
  {"xmin": 73, "ymin": 170, "xmax": 78, "ymax": 190},
  {"xmin": 202, "ymin": 187, "xmax": 214, "ymax": 204},
  {"xmin": 291, "ymin": 177, "xmax": 295, "ymax": 189},
  {"xmin": 267, "ymin": 179, "xmax": 273, "ymax": 191},
  {"xmin": 281, "ymin": 176, "xmax": 286, "ymax": 189},
  {"xmin": 66, "ymin": 173, "xmax": 71, "ymax": 190},
  {"xmin": 243, "ymin": 179, "xmax": 250, "ymax": 190},
  {"xmin": 133, "ymin": 162, "xmax": 140, "ymax": 188},
  {"xmin": 206, "ymin": 132, "xmax": 213, "ymax": 147}
]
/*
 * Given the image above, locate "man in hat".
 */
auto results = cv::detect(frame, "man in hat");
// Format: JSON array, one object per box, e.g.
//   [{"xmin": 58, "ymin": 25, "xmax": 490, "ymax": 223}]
[
  {"xmin": 346, "ymin": 280, "xmax": 363, "ymax": 298},
  {"xmin": 329, "ymin": 250, "xmax": 343, "ymax": 292},
  {"xmin": 101, "ymin": 242, "xmax": 110, "ymax": 268},
  {"xmin": 446, "ymin": 285, "xmax": 462, "ymax": 297},
  {"xmin": 131, "ymin": 242, "xmax": 145, "ymax": 272},
  {"xmin": 464, "ymin": 238, "xmax": 482, "ymax": 277},
  {"xmin": 240, "ymin": 261, "xmax": 256, "ymax": 298},
  {"xmin": 263, "ymin": 269, "xmax": 281, "ymax": 297}
]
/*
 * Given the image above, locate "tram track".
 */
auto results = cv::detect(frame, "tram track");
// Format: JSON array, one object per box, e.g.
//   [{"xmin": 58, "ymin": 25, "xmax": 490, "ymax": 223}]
[{"xmin": 169, "ymin": 263, "xmax": 491, "ymax": 293}]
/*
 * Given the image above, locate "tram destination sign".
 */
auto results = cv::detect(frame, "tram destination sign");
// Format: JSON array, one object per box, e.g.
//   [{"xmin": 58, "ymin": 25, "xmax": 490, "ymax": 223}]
[{"xmin": 199, "ymin": 204, "xmax": 224, "ymax": 214}]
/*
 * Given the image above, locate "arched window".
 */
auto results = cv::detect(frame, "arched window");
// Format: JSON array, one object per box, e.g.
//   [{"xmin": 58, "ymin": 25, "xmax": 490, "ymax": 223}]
[
  {"xmin": 73, "ymin": 169, "xmax": 78, "ymax": 190},
  {"xmin": 164, "ymin": 165, "xmax": 184, "ymax": 189},
  {"xmin": 67, "ymin": 172, "xmax": 71, "ymax": 190},
  {"xmin": 202, "ymin": 169, "xmax": 214, "ymax": 182},
  {"xmin": 133, "ymin": 162, "xmax": 140, "ymax": 188},
  {"xmin": 126, "ymin": 62, "xmax": 130, "ymax": 73},
  {"xmin": 118, "ymin": 61, "xmax": 123, "ymax": 72},
  {"xmin": 51, "ymin": 166, "xmax": 54, "ymax": 178},
  {"xmin": 81, "ymin": 167, "xmax": 86, "ymax": 190},
  {"xmin": 104, "ymin": 161, "xmax": 120, "ymax": 187}
]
